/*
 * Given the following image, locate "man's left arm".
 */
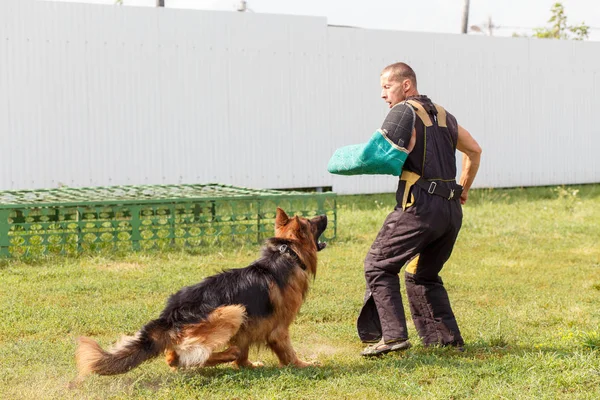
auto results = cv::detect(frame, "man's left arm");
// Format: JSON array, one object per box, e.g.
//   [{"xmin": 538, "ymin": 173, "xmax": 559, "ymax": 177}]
[
  {"xmin": 456, "ymin": 125, "xmax": 482, "ymax": 205},
  {"xmin": 327, "ymin": 102, "xmax": 416, "ymax": 176},
  {"xmin": 381, "ymin": 102, "xmax": 416, "ymax": 153}
]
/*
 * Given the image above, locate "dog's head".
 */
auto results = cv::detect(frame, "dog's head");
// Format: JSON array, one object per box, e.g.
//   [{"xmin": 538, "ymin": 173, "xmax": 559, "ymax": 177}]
[{"xmin": 275, "ymin": 207, "xmax": 328, "ymax": 253}]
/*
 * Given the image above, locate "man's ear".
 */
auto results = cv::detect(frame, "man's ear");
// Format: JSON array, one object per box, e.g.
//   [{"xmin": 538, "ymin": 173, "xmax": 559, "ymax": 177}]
[
  {"xmin": 402, "ymin": 78, "xmax": 411, "ymax": 92},
  {"xmin": 275, "ymin": 207, "xmax": 289, "ymax": 228}
]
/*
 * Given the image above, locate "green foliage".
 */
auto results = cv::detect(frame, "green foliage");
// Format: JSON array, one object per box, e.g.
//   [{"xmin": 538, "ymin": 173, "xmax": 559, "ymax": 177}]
[
  {"xmin": 532, "ymin": 2, "xmax": 590, "ymax": 40},
  {"xmin": 553, "ymin": 185, "xmax": 580, "ymax": 213},
  {"xmin": 1, "ymin": 184, "xmax": 600, "ymax": 399},
  {"xmin": 579, "ymin": 331, "xmax": 600, "ymax": 351}
]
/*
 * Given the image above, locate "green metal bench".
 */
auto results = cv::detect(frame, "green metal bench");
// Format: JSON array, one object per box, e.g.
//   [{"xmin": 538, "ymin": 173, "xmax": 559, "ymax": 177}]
[{"xmin": 0, "ymin": 184, "xmax": 336, "ymax": 257}]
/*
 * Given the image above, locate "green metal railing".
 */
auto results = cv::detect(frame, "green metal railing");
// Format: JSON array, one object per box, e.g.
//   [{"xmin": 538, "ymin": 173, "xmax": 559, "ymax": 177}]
[{"xmin": 0, "ymin": 184, "xmax": 336, "ymax": 257}]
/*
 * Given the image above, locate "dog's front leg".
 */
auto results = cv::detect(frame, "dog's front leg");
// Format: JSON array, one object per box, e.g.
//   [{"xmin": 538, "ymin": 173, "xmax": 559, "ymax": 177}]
[{"xmin": 267, "ymin": 329, "xmax": 317, "ymax": 368}]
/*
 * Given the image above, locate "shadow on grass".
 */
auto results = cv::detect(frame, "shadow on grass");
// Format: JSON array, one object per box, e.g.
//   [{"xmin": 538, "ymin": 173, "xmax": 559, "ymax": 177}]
[
  {"xmin": 121, "ymin": 341, "xmax": 596, "ymax": 390},
  {"xmin": 62, "ymin": 340, "xmax": 599, "ymax": 400}
]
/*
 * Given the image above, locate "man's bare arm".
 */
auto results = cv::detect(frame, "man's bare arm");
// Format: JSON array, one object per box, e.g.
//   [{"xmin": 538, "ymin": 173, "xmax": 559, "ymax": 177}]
[{"xmin": 456, "ymin": 125, "xmax": 482, "ymax": 205}]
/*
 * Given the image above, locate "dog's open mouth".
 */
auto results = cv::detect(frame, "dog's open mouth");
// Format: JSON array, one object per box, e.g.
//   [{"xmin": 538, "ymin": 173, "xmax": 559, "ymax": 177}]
[{"xmin": 314, "ymin": 215, "xmax": 328, "ymax": 252}]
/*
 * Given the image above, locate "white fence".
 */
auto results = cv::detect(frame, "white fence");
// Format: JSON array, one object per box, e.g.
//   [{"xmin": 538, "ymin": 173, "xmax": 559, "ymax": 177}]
[{"xmin": 1, "ymin": 0, "xmax": 599, "ymax": 194}]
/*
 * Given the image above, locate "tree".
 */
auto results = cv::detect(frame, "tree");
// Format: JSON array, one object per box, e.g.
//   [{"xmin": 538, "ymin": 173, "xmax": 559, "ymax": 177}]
[{"xmin": 532, "ymin": 2, "xmax": 589, "ymax": 40}]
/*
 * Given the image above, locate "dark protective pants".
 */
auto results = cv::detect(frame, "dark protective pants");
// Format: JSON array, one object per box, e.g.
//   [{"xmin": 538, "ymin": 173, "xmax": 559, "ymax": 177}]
[{"xmin": 357, "ymin": 185, "xmax": 464, "ymax": 346}]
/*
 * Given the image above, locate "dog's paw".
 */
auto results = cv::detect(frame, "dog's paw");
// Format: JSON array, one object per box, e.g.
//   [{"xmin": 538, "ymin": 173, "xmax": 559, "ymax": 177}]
[
  {"xmin": 294, "ymin": 359, "xmax": 320, "ymax": 368},
  {"xmin": 235, "ymin": 360, "xmax": 265, "ymax": 369},
  {"xmin": 249, "ymin": 360, "xmax": 265, "ymax": 368}
]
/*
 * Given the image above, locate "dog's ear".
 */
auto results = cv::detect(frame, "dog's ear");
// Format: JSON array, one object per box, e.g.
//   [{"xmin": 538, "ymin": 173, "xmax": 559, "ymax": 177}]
[{"xmin": 275, "ymin": 207, "xmax": 290, "ymax": 228}]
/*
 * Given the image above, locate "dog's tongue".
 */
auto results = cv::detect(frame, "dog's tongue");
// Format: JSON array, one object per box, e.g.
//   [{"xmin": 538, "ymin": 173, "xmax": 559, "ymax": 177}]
[{"xmin": 317, "ymin": 242, "xmax": 327, "ymax": 251}]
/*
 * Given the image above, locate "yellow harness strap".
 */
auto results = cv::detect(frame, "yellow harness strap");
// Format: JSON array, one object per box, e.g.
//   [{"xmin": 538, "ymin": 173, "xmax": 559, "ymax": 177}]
[
  {"xmin": 434, "ymin": 104, "xmax": 447, "ymax": 127},
  {"xmin": 405, "ymin": 100, "xmax": 433, "ymax": 127},
  {"xmin": 399, "ymin": 102, "xmax": 447, "ymax": 210},
  {"xmin": 406, "ymin": 100, "xmax": 447, "ymax": 128},
  {"xmin": 400, "ymin": 170, "xmax": 421, "ymax": 210}
]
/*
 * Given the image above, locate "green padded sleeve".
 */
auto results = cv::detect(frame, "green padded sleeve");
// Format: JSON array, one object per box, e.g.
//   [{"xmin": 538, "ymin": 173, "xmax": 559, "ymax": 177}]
[{"xmin": 327, "ymin": 130, "xmax": 409, "ymax": 176}]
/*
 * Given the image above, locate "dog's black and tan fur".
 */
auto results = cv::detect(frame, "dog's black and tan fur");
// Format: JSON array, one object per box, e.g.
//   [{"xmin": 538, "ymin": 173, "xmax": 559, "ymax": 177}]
[{"xmin": 75, "ymin": 208, "xmax": 327, "ymax": 377}]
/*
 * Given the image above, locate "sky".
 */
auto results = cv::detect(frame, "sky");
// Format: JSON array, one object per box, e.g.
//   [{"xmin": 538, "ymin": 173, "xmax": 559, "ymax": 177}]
[{"xmin": 47, "ymin": 0, "xmax": 600, "ymax": 41}]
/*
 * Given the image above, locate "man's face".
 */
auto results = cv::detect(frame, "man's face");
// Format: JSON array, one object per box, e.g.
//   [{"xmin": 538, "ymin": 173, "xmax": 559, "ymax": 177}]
[{"xmin": 380, "ymin": 72, "xmax": 406, "ymax": 109}]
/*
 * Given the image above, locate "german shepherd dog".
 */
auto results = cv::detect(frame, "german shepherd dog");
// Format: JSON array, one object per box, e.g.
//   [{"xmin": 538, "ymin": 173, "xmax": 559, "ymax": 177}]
[{"xmin": 75, "ymin": 208, "xmax": 327, "ymax": 378}]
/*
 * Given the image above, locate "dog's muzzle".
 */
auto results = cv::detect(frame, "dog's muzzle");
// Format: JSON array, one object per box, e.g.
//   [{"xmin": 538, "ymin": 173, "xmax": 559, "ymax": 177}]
[{"xmin": 315, "ymin": 215, "xmax": 328, "ymax": 251}]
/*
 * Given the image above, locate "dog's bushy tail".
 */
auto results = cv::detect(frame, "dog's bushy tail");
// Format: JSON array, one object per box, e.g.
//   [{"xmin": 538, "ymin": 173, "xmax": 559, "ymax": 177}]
[{"xmin": 76, "ymin": 319, "xmax": 169, "ymax": 377}]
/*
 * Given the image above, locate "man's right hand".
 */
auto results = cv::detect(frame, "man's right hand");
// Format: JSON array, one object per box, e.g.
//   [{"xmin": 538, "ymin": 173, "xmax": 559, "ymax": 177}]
[{"xmin": 460, "ymin": 190, "xmax": 468, "ymax": 205}]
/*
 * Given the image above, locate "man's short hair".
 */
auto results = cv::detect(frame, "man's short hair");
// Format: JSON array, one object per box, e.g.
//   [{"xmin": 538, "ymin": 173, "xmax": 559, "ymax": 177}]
[{"xmin": 381, "ymin": 62, "xmax": 417, "ymax": 88}]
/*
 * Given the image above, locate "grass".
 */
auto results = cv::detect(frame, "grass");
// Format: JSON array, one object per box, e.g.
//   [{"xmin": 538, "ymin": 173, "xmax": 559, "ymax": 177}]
[{"xmin": 1, "ymin": 184, "xmax": 599, "ymax": 399}]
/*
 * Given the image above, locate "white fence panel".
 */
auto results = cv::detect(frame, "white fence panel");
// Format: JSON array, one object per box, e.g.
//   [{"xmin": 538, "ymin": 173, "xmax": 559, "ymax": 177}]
[{"xmin": 1, "ymin": 0, "xmax": 599, "ymax": 194}]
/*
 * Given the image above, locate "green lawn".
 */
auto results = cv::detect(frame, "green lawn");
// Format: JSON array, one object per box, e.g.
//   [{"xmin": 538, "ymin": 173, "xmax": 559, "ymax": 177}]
[{"xmin": 1, "ymin": 184, "xmax": 599, "ymax": 399}]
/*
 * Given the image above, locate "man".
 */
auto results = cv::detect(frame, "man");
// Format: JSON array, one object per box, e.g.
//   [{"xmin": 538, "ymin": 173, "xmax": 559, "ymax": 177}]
[{"xmin": 357, "ymin": 62, "xmax": 482, "ymax": 356}]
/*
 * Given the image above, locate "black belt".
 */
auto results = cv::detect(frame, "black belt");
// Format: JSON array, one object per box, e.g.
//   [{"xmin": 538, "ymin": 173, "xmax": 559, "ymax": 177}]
[{"xmin": 414, "ymin": 178, "xmax": 463, "ymax": 201}]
